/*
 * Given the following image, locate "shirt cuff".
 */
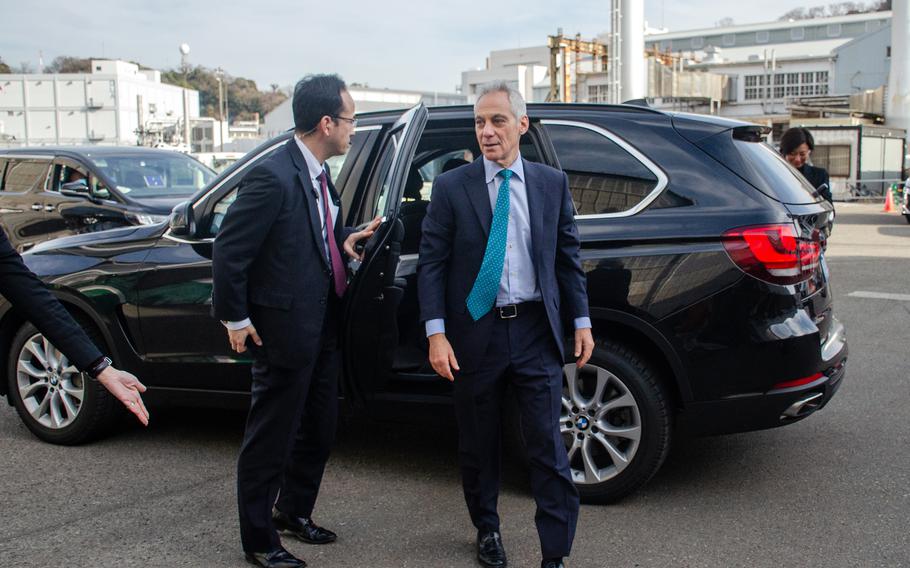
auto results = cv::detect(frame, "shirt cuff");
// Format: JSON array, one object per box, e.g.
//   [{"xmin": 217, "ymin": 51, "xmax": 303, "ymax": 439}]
[
  {"xmin": 222, "ymin": 318, "xmax": 252, "ymax": 331},
  {"xmin": 425, "ymin": 318, "xmax": 446, "ymax": 337},
  {"xmin": 574, "ymin": 317, "xmax": 592, "ymax": 330}
]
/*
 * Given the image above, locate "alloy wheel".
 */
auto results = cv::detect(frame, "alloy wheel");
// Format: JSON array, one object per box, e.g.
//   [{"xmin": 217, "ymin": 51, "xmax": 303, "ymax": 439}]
[
  {"xmin": 16, "ymin": 333, "xmax": 85, "ymax": 429},
  {"xmin": 562, "ymin": 363, "xmax": 642, "ymax": 484}
]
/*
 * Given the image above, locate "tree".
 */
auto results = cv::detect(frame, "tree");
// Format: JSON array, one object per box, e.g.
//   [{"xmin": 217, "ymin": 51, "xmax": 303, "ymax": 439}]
[
  {"xmin": 715, "ymin": 17, "xmax": 735, "ymax": 27},
  {"xmin": 45, "ymin": 56, "xmax": 91, "ymax": 73},
  {"xmin": 161, "ymin": 65, "xmax": 288, "ymax": 122},
  {"xmin": 13, "ymin": 61, "xmax": 34, "ymax": 73},
  {"xmin": 779, "ymin": 7, "xmax": 808, "ymax": 19},
  {"xmin": 0, "ymin": 57, "xmax": 11, "ymax": 74}
]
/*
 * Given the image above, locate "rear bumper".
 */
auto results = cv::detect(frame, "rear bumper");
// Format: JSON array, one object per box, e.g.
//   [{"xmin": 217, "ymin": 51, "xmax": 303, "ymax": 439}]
[{"xmin": 677, "ymin": 343, "xmax": 847, "ymax": 437}]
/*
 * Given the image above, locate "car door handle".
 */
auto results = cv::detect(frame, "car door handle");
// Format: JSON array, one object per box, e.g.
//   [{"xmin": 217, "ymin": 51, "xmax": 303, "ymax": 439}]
[
  {"xmin": 31, "ymin": 204, "xmax": 43, "ymax": 211},
  {"xmin": 44, "ymin": 205, "xmax": 56, "ymax": 212}
]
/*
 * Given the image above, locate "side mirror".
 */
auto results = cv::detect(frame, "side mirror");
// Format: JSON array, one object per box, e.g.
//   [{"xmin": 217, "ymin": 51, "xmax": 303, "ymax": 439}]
[
  {"xmin": 168, "ymin": 200, "xmax": 196, "ymax": 238},
  {"xmin": 60, "ymin": 180, "xmax": 92, "ymax": 198}
]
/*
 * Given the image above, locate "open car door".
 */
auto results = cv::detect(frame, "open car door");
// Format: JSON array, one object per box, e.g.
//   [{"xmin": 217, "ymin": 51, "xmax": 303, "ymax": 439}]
[{"xmin": 341, "ymin": 103, "xmax": 428, "ymax": 405}]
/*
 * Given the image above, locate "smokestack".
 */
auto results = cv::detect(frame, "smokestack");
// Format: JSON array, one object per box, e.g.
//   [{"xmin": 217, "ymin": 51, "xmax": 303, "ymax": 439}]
[
  {"xmin": 621, "ymin": 0, "xmax": 645, "ymax": 101},
  {"xmin": 886, "ymin": 0, "xmax": 909, "ymax": 147}
]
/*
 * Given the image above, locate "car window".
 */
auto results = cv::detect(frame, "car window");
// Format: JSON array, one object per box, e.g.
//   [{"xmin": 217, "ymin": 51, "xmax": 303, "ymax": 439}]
[
  {"xmin": 545, "ymin": 123, "xmax": 660, "ymax": 215},
  {"xmin": 206, "ymin": 133, "xmax": 363, "ymax": 238},
  {"xmin": 414, "ymin": 149, "xmax": 474, "ymax": 199},
  {"xmin": 210, "ymin": 188, "xmax": 238, "ymax": 236},
  {"xmin": 49, "ymin": 160, "xmax": 90, "ymax": 192},
  {"xmin": 325, "ymin": 153, "xmax": 348, "ymax": 187},
  {"xmin": 88, "ymin": 153, "xmax": 215, "ymax": 198},
  {"xmin": 2, "ymin": 160, "xmax": 49, "ymax": 193},
  {"xmin": 370, "ymin": 128, "xmax": 402, "ymax": 219}
]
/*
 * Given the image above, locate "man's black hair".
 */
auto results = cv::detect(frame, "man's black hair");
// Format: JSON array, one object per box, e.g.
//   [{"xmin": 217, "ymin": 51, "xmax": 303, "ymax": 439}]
[{"xmin": 293, "ymin": 74, "xmax": 348, "ymax": 134}]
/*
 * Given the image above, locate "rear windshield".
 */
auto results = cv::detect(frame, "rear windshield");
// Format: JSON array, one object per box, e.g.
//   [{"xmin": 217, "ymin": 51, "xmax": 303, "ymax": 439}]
[
  {"xmin": 90, "ymin": 153, "xmax": 215, "ymax": 198},
  {"xmin": 730, "ymin": 140, "xmax": 820, "ymax": 204}
]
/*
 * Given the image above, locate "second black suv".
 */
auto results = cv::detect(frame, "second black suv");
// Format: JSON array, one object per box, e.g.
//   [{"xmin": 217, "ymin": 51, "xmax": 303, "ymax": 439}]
[
  {"xmin": 0, "ymin": 146, "xmax": 215, "ymax": 252},
  {"xmin": 0, "ymin": 103, "xmax": 847, "ymax": 502}
]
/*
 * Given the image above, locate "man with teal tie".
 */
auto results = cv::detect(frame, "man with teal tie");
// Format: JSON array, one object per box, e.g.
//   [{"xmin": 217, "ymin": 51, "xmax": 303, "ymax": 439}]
[{"xmin": 417, "ymin": 81, "xmax": 594, "ymax": 568}]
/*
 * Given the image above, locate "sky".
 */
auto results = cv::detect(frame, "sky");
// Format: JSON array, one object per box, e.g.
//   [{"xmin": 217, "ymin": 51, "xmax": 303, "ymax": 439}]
[{"xmin": 0, "ymin": 0, "xmax": 819, "ymax": 93}]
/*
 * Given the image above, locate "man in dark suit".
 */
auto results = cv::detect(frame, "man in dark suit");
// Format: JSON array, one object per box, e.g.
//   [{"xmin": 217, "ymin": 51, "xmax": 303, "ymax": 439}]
[
  {"xmin": 417, "ymin": 82, "xmax": 594, "ymax": 568},
  {"xmin": 0, "ymin": 230, "xmax": 149, "ymax": 424},
  {"xmin": 212, "ymin": 75, "xmax": 379, "ymax": 568}
]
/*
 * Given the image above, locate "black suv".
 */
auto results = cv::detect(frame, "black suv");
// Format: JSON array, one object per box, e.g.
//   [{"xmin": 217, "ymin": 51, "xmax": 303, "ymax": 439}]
[
  {"xmin": 0, "ymin": 104, "xmax": 847, "ymax": 502},
  {"xmin": 0, "ymin": 146, "xmax": 215, "ymax": 252}
]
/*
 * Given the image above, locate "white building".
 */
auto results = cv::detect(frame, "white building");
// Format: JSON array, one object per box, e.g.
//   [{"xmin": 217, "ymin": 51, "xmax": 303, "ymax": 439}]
[
  {"xmin": 461, "ymin": 46, "xmax": 553, "ymax": 103},
  {"xmin": 458, "ymin": 11, "xmax": 893, "ymax": 115},
  {"xmin": 0, "ymin": 59, "xmax": 200, "ymax": 147},
  {"xmin": 645, "ymin": 11, "xmax": 892, "ymax": 120},
  {"xmin": 262, "ymin": 85, "xmax": 465, "ymax": 139}
]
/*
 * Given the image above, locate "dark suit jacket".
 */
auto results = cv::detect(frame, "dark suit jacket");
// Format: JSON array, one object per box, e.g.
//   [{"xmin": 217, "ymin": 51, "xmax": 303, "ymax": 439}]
[
  {"xmin": 799, "ymin": 164, "xmax": 832, "ymax": 203},
  {"xmin": 0, "ymin": 230, "xmax": 102, "ymax": 370},
  {"xmin": 212, "ymin": 139, "xmax": 353, "ymax": 369},
  {"xmin": 417, "ymin": 158, "xmax": 589, "ymax": 372}
]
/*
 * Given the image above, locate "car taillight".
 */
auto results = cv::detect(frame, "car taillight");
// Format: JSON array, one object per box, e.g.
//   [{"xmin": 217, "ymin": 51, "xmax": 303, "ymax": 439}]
[
  {"xmin": 722, "ymin": 224, "xmax": 820, "ymax": 285},
  {"xmin": 772, "ymin": 372, "xmax": 824, "ymax": 389}
]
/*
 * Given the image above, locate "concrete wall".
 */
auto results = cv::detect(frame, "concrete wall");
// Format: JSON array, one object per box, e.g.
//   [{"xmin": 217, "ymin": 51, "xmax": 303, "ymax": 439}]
[{"xmin": 832, "ymin": 23, "xmax": 892, "ymax": 94}]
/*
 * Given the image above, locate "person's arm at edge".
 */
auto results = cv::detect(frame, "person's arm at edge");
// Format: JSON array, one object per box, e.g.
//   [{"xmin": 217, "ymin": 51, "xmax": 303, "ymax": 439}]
[{"xmin": 0, "ymin": 232, "xmax": 149, "ymax": 425}]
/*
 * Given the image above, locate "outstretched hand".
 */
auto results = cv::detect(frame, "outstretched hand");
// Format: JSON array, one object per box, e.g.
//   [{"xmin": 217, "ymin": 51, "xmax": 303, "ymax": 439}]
[{"xmin": 96, "ymin": 366, "xmax": 150, "ymax": 426}]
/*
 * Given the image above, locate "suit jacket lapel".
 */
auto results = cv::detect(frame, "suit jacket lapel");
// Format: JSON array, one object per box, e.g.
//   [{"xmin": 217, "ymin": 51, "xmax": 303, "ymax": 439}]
[
  {"xmin": 287, "ymin": 140, "xmax": 329, "ymax": 268},
  {"xmin": 463, "ymin": 159, "xmax": 492, "ymax": 239},
  {"xmin": 522, "ymin": 158, "xmax": 544, "ymax": 268}
]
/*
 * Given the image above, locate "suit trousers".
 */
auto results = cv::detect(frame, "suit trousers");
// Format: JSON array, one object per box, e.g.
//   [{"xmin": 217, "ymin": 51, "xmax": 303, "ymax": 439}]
[
  {"xmin": 237, "ymin": 296, "xmax": 340, "ymax": 553},
  {"xmin": 453, "ymin": 302, "xmax": 579, "ymax": 559}
]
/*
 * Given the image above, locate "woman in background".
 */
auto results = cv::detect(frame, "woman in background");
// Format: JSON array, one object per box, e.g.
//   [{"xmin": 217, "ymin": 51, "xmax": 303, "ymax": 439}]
[{"xmin": 780, "ymin": 127, "xmax": 832, "ymax": 203}]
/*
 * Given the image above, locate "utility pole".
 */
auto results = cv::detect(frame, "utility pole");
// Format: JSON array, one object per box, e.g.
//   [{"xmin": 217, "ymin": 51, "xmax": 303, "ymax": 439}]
[
  {"xmin": 547, "ymin": 31, "xmax": 608, "ymax": 103},
  {"xmin": 216, "ymin": 67, "xmax": 225, "ymax": 152}
]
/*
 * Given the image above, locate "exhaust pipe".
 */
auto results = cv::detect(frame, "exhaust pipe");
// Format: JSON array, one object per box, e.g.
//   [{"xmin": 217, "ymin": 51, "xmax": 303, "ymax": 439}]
[{"xmin": 780, "ymin": 392, "xmax": 824, "ymax": 420}]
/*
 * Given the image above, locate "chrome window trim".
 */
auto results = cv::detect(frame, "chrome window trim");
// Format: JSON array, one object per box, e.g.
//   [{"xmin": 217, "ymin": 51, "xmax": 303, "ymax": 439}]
[
  {"xmin": 164, "ymin": 125, "xmax": 382, "ymax": 243},
  {"xmin": 541, "ymin": 119, "xmax": 668, "ymax": 219},
  {"xmin": 0, "ymin": 155, "xmax": 54, "ymax": 161}
]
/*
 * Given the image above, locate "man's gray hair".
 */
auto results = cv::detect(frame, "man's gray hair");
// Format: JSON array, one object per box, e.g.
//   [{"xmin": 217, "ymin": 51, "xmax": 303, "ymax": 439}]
[{"xmin": 474, "ymin": 81, "xmax": 527, "ymax": 120}]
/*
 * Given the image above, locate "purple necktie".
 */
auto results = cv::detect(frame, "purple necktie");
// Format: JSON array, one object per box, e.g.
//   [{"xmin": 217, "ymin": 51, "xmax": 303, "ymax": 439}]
[{"xmin": 317, "ymin": 171, "xmax": 347, "ymax": 298}]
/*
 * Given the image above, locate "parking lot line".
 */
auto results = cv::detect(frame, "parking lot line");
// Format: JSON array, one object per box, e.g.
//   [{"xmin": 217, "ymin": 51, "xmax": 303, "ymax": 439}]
[{"xmin": 847, "ymin": 291, "xmax": 910, "ymax": 302}]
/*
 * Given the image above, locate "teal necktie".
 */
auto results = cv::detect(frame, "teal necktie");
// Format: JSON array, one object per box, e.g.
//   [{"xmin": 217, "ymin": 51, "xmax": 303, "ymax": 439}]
[{"xmin": 466, "ymin": 169, "xmax": 512, "ymax": 321}]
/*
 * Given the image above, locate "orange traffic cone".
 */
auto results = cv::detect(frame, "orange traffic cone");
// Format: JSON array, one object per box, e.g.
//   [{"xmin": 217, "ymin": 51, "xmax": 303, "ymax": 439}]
[{"xmin": 883, "ymin": 189, "xmax": 895, "ymax": 213}]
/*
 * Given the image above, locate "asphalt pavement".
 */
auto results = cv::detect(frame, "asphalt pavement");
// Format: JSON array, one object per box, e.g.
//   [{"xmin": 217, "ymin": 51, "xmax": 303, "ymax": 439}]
[{"xmin": 0, "ymin": 202, "xmax": 907, "ymax": 567}]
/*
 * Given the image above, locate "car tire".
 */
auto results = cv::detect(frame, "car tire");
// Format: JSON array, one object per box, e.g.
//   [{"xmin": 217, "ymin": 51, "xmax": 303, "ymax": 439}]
[
  {"xmin": 904, "ymin": 213, "xmax": 910, "ymax": 224},
  {"xmin": 505, "ymin": 339, "xmax": 672, "ymax": 503},
  {"xmin": 6, "ymin": 318, "xmax": 118, "ymax": 445}
]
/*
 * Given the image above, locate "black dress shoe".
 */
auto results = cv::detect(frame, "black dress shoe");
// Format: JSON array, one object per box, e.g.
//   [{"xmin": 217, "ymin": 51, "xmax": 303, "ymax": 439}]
[
  {"xmin": 477, "ymin": 531, "xmax": 507, "ymax": 567},
  {"xmin": 244, "ymin": 546, "xmax": 306, "ymax": 568},
  {"xmin": 541, "ymin": 559, "xmax": 565, "ymax": 568},
  {"xmin": 273, "ymin": 508, "xmax": 338, "ymax": 544}
]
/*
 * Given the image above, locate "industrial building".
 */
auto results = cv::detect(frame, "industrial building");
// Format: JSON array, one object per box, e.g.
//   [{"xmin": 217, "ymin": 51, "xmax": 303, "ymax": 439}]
[
  {"xmin": 0, "ymin": 59, "xmax": 200, "ymax": 147},
  {"xmin": 459, "ymin": 6, "xmax": 906, "ymax": 199}
]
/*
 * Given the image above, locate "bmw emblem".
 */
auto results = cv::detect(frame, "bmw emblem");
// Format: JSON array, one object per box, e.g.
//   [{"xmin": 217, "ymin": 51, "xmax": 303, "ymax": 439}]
[{"xmin": 575, "ymin": 416, "xmax": 590, "ymax": 430}]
